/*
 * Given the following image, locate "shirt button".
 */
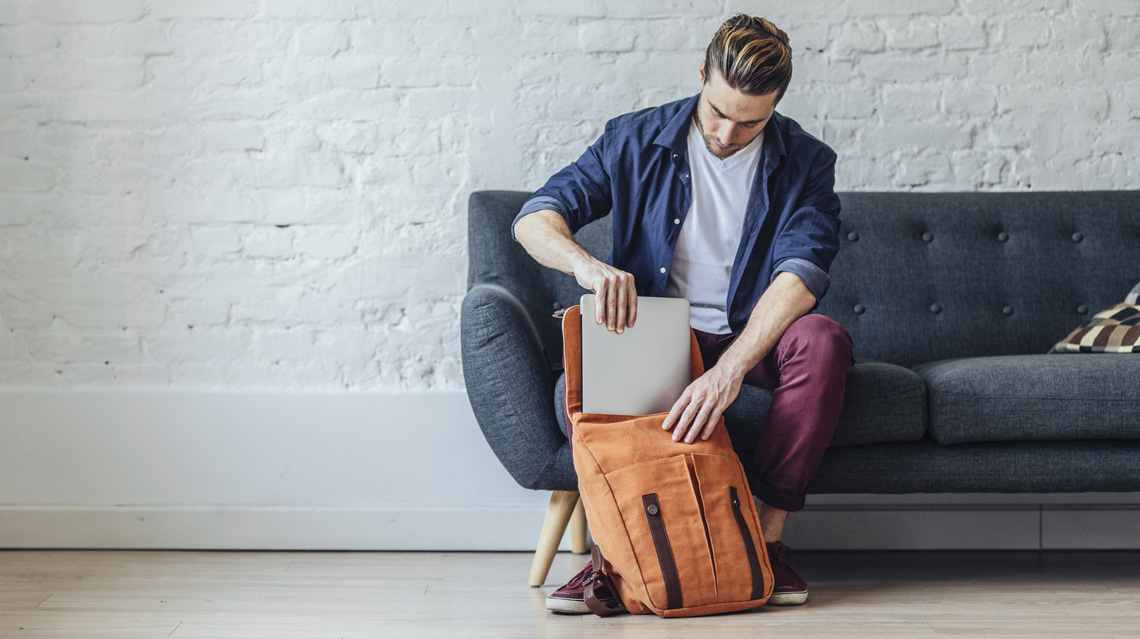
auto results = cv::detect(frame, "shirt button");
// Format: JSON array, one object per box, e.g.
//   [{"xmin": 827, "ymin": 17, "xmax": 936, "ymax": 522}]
[
  {"xmin": 853, "ymin": 304, "xmax": 866, "ymax": 315},
  {"xmin": 674, "ymin": 218, "xmax": 680, "ymax": 225},
  {"xmin": 930, "ymin": 303, "xmax": 942, "ymax": 314},
  {"xmin": 1077, "ymin": 304, "xmax": 1089, "ymax": 314},
  {"xmin": 1003, "ymin": 306, "xmax": 1014, "ymax": 316},
  {"xmin": 847, "ymin": 231, "xmax": 860, "ymax": 242},
  {"xmin": 997, "ymin": 232, "xmax": 1009, "ymax": 243},
  {"xmin": 1072, "ymin": 232, "xmax": 1084, "ymax": 242},
  {"xmin": 922, "ymin": 232, "xmax": 934, "ymax": 243},
  {"xmin": 660, "ymin": 267, "xmax": 666, "ymax": 274}
]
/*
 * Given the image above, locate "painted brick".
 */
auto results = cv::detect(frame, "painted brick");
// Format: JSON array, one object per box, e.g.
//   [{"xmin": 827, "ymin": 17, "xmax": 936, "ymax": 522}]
[
  {"xmin": 578, "ymin": 20, "xmax": 637, "ymax": 53},
  {"xmin": 881, "ymin": 17, "xmax": 940, "ymax": 50},
  {"xmin": 167, "ymin": 21, "xmax": 293, "ymax": 55},
  {"xmin": 839, "ymin": 0, "xmax": 956, "ymax": 17},
  {"xmin": 832, "ymin": 21, "xmax": 887, "ymax": 60},
  {"xmin": 0, "ymin": 3, "xmax": 1136, "ymax": 393},
  {"xmin": 264, "ymin": 0, "xmax": 370, "ymax": 19},
  {"xmin": 0, "ymin": 25, "xmax": 63, "ymax": 56},
  {"xmin": 938, "ymin": 16, "xmax": 989, "ymax": 50},
  {"xmin": 515, "ymin": 0, "xmax": 604, "ymax": 18},
  {"xmin": 0, "ymin": 159, "xmax": 55, "ymax": 192},
  {"xmin": 151, "ymin": 0, "xmax": 261, "ymax": 20},
  {"xmin": 24, "ymin": 329, "xmax": 142, "ymax": 364},
  {"xmin": 295, "ymin": 23, "xmax": 349, "ymax": 57},
  {"xmin": 0, "ymin": 2, "xmax": 25, "ymax": 26},
  {"xmin": 30, "ymin": 0, "xmax": 145, "ymax": 24}
]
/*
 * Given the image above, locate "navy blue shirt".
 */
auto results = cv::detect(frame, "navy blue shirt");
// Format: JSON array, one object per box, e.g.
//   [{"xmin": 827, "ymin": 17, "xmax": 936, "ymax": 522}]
[{"xmin": 512, "ymin": 94, "xmax": 841, "ymax": 335}]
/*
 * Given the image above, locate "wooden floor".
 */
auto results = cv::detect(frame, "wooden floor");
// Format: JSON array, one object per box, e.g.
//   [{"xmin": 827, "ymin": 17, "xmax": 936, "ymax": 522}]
[{"xmin": 2, "ymin": 549, "xmax": 1140, "ymax": 638}]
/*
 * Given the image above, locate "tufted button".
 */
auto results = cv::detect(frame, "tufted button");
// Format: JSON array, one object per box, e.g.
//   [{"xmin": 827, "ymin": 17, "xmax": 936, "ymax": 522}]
[
  {"xmin": 922, "ymin": 232, "xmax": 934, "ymax": 243},
  {"xmin": 1003, "ymin": 306, "xmax": 1014, "ymax": 316},
  {"xmin": 646, "ymin": 504, "xmax": 659, "ymax": 516},
  {"xmin": 848, "ymin": 231, "xmax": 860, "ymax": 242},
  {"xmin": 930, "ymin": 303, "xmax": 942, "ymax": 314},
  {"xmin": 1077, "ymin": 304, "xmax": 1089, "ymax": 314},
  {"xmin": 1072, "ymin": 232, "xmax": 1084, "ymax": 242},
  {"xmin": 853, "ymin": 304, "xmax": 866, "ymax": 315},
  {"xmin": 553, "ymin": 301, "xmax": 563, "ymax": 311},
  {"xmin": 997, "ymin": 232, "xmax": 1009, "ymax": 243}
]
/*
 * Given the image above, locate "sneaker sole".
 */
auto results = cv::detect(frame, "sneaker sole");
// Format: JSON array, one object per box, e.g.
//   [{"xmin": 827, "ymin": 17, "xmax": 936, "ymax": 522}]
[
  {"xmin": 767, "ymin": 590, "xmax": 809, "ymax": 606},
  {"xmin": 545, "ymin": 596, "xmax": 591, "ymax": 614}
]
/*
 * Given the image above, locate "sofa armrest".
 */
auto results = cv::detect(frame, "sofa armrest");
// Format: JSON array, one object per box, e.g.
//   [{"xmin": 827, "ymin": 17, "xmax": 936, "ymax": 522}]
[{"xmin": 460, "ymin": 284, "xmax": 577, "ymax": 492}]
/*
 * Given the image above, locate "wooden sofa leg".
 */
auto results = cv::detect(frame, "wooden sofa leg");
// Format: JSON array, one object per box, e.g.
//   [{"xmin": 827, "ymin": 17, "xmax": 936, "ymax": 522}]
[
  {"xmin": 570, "ymin": 496, "xmax": 589, "ymax": 553},
  {"xmin": 528, "ymin": 490, "xmax": 579, "ymax": 587}
]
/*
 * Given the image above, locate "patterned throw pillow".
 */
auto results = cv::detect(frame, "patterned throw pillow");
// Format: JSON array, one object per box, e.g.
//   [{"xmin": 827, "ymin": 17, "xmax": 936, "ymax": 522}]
[{"xmin": 1052, "ymin": 282, "xmax": 1140, "ymax": 353}]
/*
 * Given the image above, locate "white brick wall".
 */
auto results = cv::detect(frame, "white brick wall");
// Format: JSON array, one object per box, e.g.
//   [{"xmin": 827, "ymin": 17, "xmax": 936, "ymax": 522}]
[{"xmin": 0, "ymin": 1, "xmax": 1137, "ymax": 391}]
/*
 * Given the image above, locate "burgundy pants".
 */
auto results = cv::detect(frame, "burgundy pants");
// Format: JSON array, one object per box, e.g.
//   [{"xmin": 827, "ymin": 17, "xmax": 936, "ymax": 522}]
[{"xmin": 695, "ymin": 314, "xmax": 854, "ymax": 512}]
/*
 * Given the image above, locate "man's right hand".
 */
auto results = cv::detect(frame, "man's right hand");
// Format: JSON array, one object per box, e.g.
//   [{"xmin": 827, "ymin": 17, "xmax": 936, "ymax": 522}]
[
  {"xmin": 571, "ymin": 255, "xmax": 638, "ymax": 333},
  {"xmin": 514, "ymin": 209, "xmax": 638, "ymax": 333}
]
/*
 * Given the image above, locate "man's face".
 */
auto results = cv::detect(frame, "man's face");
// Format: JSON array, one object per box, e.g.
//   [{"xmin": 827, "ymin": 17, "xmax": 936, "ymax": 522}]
[{"xmin": 694, "ymin": 62, "xmax": 779, "ymax": 160}]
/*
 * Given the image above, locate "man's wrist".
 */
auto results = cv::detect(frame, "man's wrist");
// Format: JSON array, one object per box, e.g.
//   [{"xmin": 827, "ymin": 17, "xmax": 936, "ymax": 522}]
[
  {"xmin": 567, "ymin": 249, "xmax": 595, "ymax": 277},
  {"xmin": 713, "ymin": 347, "xmax": 752, "ymax": 381}
]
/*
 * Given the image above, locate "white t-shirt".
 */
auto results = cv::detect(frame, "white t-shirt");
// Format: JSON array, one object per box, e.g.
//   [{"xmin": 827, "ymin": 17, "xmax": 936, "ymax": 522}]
[{"xmin": 665, "ymin": 119, "xmax": 765, "ymax": 334}]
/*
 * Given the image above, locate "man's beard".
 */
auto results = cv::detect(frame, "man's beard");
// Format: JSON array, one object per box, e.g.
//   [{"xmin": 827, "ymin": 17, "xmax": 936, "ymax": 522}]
[{"xmin": 693, "ymin": 113, "xmax": 756, "ymax": 160}]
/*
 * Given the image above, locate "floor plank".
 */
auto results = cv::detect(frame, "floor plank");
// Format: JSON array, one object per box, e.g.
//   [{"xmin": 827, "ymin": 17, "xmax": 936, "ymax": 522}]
[{"xmin": 0, "ymin": 550, "xmax": 1138, "ymax": 638}]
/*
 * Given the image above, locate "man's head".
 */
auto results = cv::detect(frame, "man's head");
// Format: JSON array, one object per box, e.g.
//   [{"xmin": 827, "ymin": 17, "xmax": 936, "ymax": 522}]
[{"xmin": 694, "ymin": 14, "xmax": 792, "ymax": 160}]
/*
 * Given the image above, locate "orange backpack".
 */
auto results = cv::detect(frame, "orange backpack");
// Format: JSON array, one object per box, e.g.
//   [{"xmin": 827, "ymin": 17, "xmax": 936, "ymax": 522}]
[{"xmin": 562, "ymin": 305, "xmax": 774, "ymax": 618}]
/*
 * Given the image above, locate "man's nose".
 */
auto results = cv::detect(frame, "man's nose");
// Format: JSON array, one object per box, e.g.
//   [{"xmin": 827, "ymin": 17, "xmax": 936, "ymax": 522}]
[{"xmin": 720, "ymin": 124, "xmax": 738, "ymax": 145}]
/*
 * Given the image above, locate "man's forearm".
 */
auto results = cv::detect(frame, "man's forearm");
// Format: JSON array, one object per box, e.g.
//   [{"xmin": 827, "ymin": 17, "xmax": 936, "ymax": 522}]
[
  {"xmin": 716, "ymin": 271, "xmax": 818, "ymax": 379},
  {"xmin": 513, "ymin": 209, "xmax": 596, "ymax": 277}
]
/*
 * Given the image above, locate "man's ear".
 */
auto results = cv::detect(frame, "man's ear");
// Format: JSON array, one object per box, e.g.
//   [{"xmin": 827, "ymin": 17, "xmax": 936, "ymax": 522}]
[{"xmin": 698, "ymin": 59, "xmax": 706, "ymax": 83}]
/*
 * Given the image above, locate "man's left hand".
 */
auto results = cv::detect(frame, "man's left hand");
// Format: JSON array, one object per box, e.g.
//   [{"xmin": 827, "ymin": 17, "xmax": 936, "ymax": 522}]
[{"xmin": 662, "ymin": 364, "xmax": 744, "ymax": 444}]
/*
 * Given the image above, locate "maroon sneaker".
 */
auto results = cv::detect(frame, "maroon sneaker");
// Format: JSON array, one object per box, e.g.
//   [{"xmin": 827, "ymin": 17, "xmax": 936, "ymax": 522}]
[
  {"xmin": 765, "ymin": 541, "xmax": 809, "ymax": 605},
  {"xmin": 545, "ymin": 560, "xmax": 618, "ymax": 614}
]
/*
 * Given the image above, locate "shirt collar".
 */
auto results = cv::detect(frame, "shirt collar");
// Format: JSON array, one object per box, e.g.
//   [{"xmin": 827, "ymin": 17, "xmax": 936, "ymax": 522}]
[
  {"xmin": 653, "ymin": 93, "xmax": 788, "ymax": 168},
  {"xmin": 653, "ymin": 94, "xmax": 700, "ymax": 152}
]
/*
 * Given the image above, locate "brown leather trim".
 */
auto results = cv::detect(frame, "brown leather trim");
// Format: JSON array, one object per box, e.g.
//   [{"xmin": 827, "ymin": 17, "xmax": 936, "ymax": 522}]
[
  {"xmin": 642, "ymin": 493, "xmax": 683, "ymax": 609},
  {"xmin": 584, "ymin": 545, "xmax": 628, "ymax": 616},
  {"xmin": 730, "ymin": 486, "xmax": 765, "ymax": 601}
]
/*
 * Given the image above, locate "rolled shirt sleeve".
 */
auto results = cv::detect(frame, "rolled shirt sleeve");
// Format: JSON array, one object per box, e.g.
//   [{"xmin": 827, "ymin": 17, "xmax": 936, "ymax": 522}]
[
  {"xmin": 768, "ymin": 145, "xmax": 841, "ymax": 305},
  {"xmin": 511, "ymin": 123, "xmax": 614, "ymax": 243},
  {"xmin": 772, "ymin": 257, "xmax": 831, "ymax": 303},
  {"xmin": 511, "ymin": 195, "xmax": 568, "ymax": 242}
]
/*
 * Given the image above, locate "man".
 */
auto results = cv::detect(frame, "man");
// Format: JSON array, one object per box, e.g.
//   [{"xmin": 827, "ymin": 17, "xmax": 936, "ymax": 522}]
[{"xmin": 513, "ymin": 15, "xmax": 854, "ymax": 612}]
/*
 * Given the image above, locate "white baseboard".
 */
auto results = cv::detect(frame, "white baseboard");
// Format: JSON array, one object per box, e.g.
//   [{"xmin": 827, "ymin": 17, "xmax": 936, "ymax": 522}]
[
  {"xmin": 1, "ymin": 390, "xmax": 1138, "ymax": 551},
  {"xmin": 2, "ymin": 504, "xmax": 1138, "ymax": 551}
]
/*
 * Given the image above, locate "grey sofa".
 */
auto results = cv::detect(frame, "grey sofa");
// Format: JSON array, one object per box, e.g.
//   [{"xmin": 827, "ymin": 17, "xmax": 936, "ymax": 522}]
[{"xmin": 462, "ymin": 190, "xmax": 1140, "ymax": 579}]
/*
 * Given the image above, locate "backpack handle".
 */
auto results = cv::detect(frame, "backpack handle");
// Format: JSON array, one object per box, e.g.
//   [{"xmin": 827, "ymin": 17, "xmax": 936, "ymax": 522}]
[{"xmin": 584, "ymin": 545, "xmax": 629, "ymax": 616}]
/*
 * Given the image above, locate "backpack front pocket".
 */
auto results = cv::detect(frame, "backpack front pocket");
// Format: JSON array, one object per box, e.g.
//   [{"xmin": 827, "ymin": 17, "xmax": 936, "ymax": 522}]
[
  {"xmin": 691, "ymin": 453, "xmax": 768, "ymax": 603},
  {"xmin": 604, "ymin": 454, "xmax": 717, "ymax": 609}
]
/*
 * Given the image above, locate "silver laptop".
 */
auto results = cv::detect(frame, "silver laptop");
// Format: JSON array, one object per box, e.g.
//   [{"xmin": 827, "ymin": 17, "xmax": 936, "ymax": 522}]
[{"xmin": 580, "ymin": 294, "xmax": 691, "ymax": 415}]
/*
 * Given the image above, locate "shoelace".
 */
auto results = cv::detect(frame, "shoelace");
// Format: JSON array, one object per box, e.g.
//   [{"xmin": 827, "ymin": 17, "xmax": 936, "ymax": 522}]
[
  {"xmin": 768, "ymin": 542, "xmax": 792, "ymax": 567},
  {"xmin": 565, "ymin": 562, "xmax": 600, "ymax": 589}
]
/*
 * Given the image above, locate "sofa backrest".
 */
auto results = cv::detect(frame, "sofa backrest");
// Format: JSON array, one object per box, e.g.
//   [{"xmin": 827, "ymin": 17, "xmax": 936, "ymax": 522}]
[{"xmin": 469, "ymin": 190, "xmax": 1140, "ymax": 369}]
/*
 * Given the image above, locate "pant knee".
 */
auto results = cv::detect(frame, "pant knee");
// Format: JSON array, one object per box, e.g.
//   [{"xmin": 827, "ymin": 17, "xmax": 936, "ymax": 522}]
[{"xmin": 781, "ymin": 314, "xmax": 854, "ymax": 368}]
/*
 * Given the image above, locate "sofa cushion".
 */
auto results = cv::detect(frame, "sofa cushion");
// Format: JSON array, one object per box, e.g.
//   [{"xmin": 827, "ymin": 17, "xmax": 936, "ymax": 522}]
[
  {"xmin": 554, "ymin": 361, "xmax": 926, "ymax": 449},
  {"xmin": 915, "ymin": 355, "xmax": 1140, "ymax": 445}
]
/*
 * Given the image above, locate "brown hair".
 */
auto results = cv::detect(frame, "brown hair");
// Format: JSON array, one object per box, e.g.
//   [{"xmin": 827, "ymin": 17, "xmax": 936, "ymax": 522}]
[{"xmin": 704, "ymin": 14, "xmax": 792, "ymax": 101}]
